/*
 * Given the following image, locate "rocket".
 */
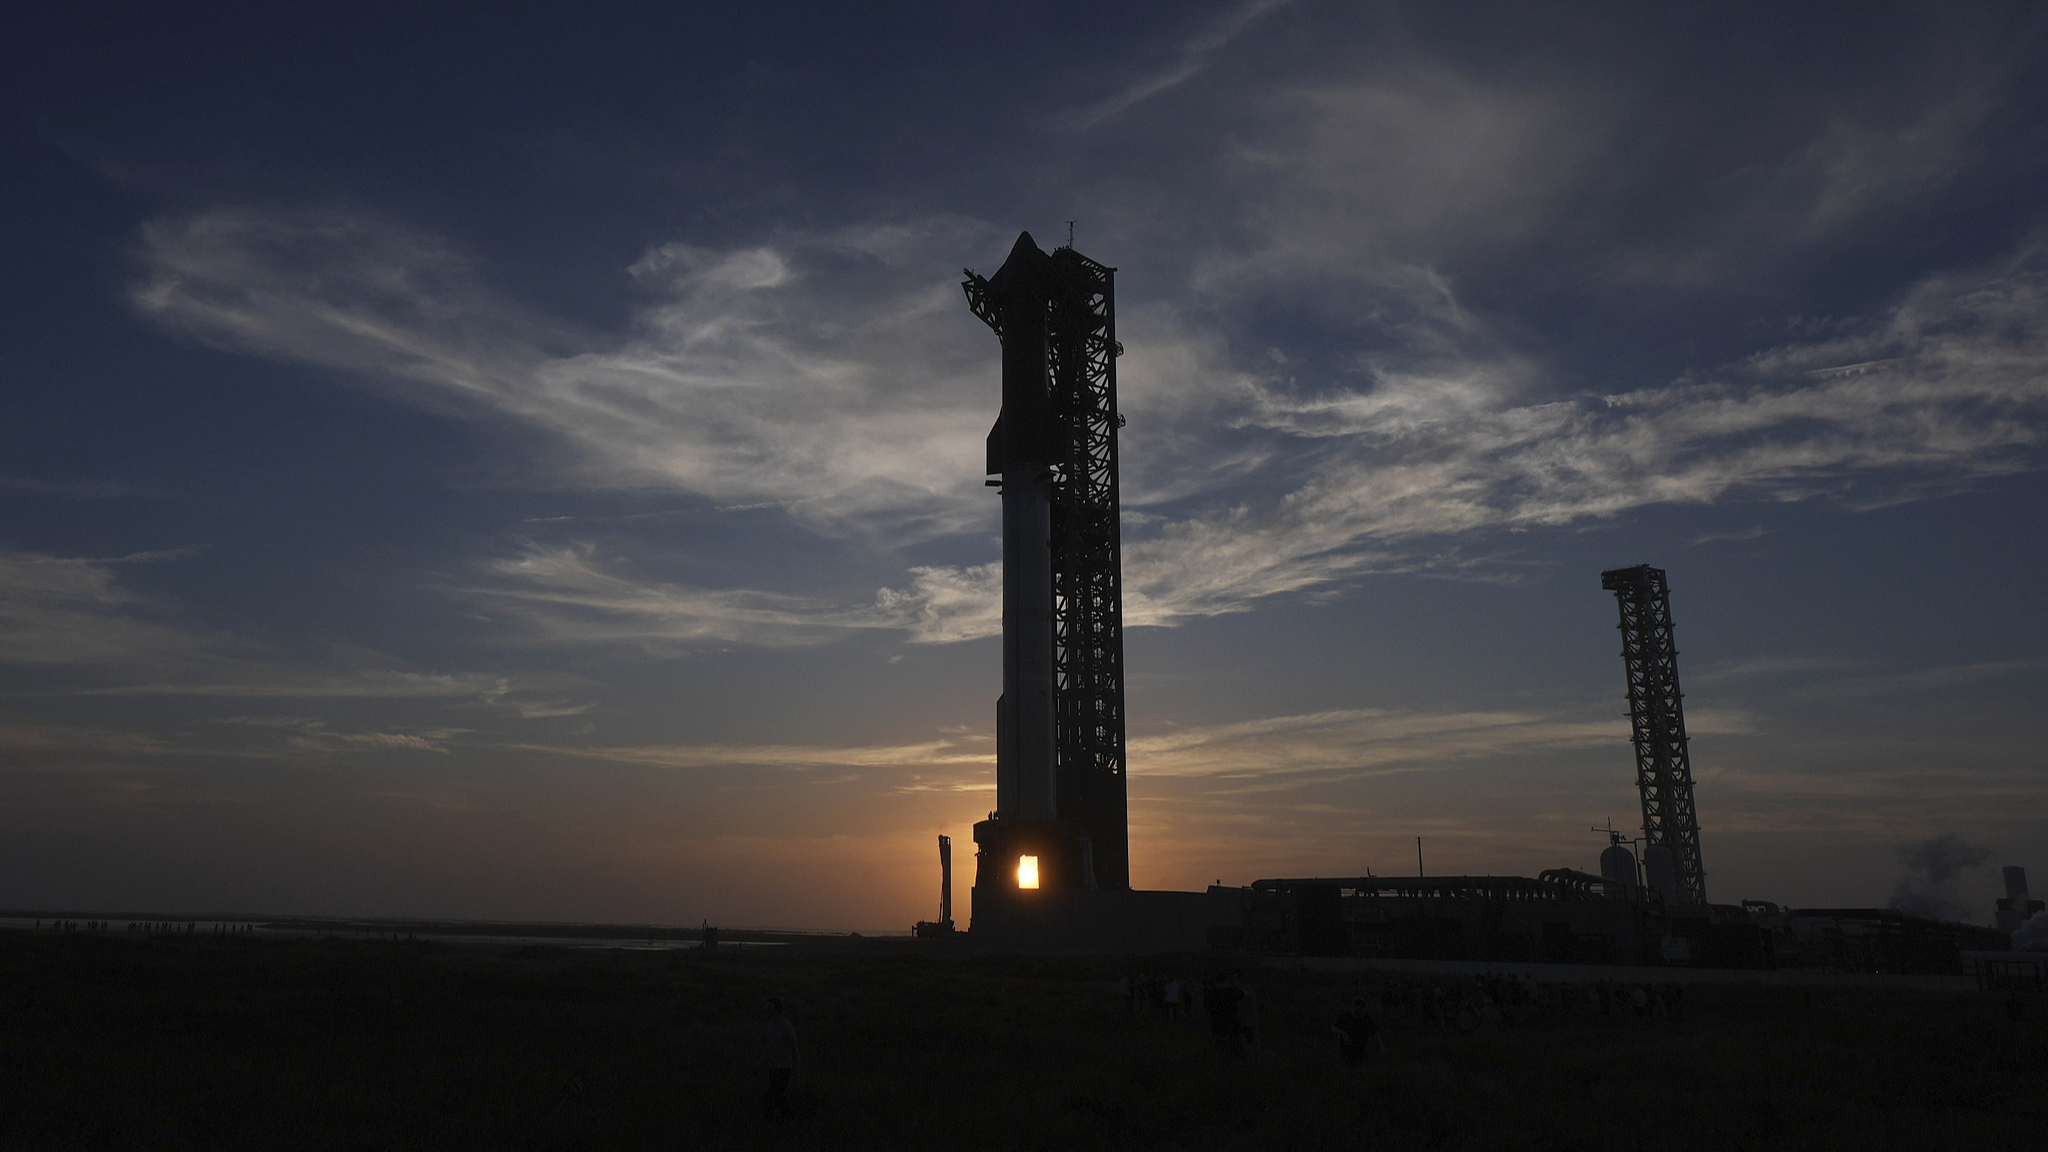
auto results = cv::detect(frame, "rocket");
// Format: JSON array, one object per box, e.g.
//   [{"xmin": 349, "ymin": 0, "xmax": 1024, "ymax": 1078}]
[
  {"xmin": 964, "ymin": 229, "xmax": 1128, "ymax": 897},
  {"xmin": 982, "ymin": 232, "xmax": 1059, "ymax": 824}
]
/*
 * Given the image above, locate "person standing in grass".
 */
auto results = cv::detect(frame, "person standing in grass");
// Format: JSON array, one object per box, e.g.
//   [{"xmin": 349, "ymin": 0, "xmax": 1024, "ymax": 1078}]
[
  {"xmin": 1206, "ymin": 972, "xmax": 1258, "ymax": 1059},
  {"xmin": 760, "ymin": 998, "xmax": 799, "ymax": 1119},
  {"xmin": 1205, "ymin": 974, "xmax": 1245, "ymax": 1059},
  {"xmin": 1332, "ymin": 998, "xmax": 1382, "ymax": 1069}
]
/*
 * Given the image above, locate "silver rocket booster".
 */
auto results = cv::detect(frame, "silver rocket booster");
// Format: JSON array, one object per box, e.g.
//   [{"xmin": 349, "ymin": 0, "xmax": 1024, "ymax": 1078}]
[{"xmin": 986, "ymin": 233, "xmax": 1058, "ymax": 823}]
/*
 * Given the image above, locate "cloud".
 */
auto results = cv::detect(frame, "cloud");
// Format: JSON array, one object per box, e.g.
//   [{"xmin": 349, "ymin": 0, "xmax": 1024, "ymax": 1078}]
[
  {"xmin": 295, "ymin": 731, "xmax": 448, "ymax": 754},
  {"xmin": 522, "ymin": 735, "xmax": 991, "ymax": 772},
  {"xmin": 134, "ymin": 208, "xmax": 1009, "ymax": 544},
  {"xmin": 132, "ymin": 205, "xmax": 2048, "ymax": 646},
  {"xmin": 462, "ymin": 544, "xmax": 1002, "ymax": 648},
  {"xmin": 1690, "ymin": 525, "xmax": 1764, "ymax": 546},
  {"xmin": 1690, "ymin": 656, "xmax": 1857, "ymax": 684},
  {"xmin": 0, "ymin": 475, "xmax": 168, "ymax": 499},
  {"xmin": 86, "ymin": 670, "xmax": 515, "ymax": 701},
  {"xmin": 1608, "ymin": 72, "xmax": 2014, "ymax": 287},
  {"xmin": 1111, "ymin": 249, "xmax": 2048, "ymax": 623},
  {"xmin": 1887, "ymin": 831, "xmax": 1992, "ymax": 921},
  {"xmin": 2015, "ymin": 910, "xmax": 2048, "ymax": 952},
  {"xmin": 1687, "ymin": 655, "xmax": 2044, "ymax": 696},
  {"xmin": 1795, "ymin": 658, "xmax": 2048, "ymax": 700},
  {"xmin": 1148, "ymin": 18, "xmax": 2026, "ymax": 295},
  {"xmin": 0, "ymin": 714, "xmax": 452, "ymax": 763},
  {"xmin": 1127, "ymin": 705, "xmax": 1652, "ymax": 780},
  {"xmin": 873, "ymin": 565, "xmax": 1002, "ymax": 645},
  {"xmin": 211, "ymin": 715, "xmax": 461, "ymax": 755},
  {"xmin": 0, "ymin": 549, "xmax": 211, "ymax": 665},
  {"xmin": 893, "ymin": 247, "xmax": 2048, "ymax": 637},
  {"xmin": 1071, "ymin": 0, "xmax": 1293, "ymax": 129},
  {"xmin": 0, "ymin": 721, "xmax": 173, "ymax": 757},
  {"xmin": 1195, "ymin": 68, "xmax": 1606, "ymax": 283},
  {"xmin": 462, "ymin": 543, "xmax": 908, "ymax": 649}
]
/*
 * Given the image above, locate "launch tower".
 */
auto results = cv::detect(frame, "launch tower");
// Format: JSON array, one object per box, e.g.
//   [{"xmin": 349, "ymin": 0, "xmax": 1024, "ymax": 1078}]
[
  {"xmin": 1601, "ymin": 564, "xmax": 1707, "ymax": 906},
  {"xmin": 963, "ymin": 232, "xmax": 1129, "ymax": 896}
]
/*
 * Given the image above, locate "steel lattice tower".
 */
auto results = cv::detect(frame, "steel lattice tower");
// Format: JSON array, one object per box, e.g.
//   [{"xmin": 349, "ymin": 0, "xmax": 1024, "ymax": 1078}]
[
  {"xmin": 1600, "ymin": 564, "xmax": 1707, "ymax": 906},
  {"xmin": 964, "ymin": 239, "xmax": 1129, "ymax": 890}
]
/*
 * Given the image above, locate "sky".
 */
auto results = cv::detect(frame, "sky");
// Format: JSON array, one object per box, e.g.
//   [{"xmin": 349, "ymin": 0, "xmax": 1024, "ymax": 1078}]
[{"xmin": 4, "ymin": 1, "xmax": 2046, "ymax": 932}]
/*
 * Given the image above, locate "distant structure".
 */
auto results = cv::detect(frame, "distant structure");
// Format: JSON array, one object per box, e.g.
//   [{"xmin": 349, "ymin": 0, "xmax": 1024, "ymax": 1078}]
[
  {"xmin": 913, "ymin": 835, "xmax": 957, "ymax": 937},
  {"xmin": 1596, "ymin": 824, "xmax": 1640, "ymax": 893},
  {"xmin": 1601, "ymin": 564, "xmax": 1707, "ymax": 907},
  {"xmin": 1997, "ymin": 866, "xmax": 2043, "ymax": 933},
  {"xmin": 963, "ymin": 233, "xmax": 1129, "ymax": 895}
]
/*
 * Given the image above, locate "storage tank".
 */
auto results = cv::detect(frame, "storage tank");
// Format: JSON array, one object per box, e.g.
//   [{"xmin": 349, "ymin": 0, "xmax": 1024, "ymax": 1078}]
[{"xmin": 1600, "ymin": 843, "xmax": 1639, "ymax": 891}]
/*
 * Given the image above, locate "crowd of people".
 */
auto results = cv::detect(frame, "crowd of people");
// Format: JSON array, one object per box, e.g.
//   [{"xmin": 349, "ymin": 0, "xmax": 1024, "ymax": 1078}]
[
  {"xmin": 1373, "ymin": 972, "xmax": 1686, "ymax": 1030},
  {"xmin": 31, "ymin": 918, "xmax": 256, "ymax": 936},
  {"xmin": 1106, "ymin": 966, "xmax": 1695, "ymax": 1073},
  {"xmin": 1119, "ymin": 971, "xmax": 1196, "ymax": 1021},
  {"xmin": 750, "ymin": 966, "xmax": 1709, "ymax": 1122}
]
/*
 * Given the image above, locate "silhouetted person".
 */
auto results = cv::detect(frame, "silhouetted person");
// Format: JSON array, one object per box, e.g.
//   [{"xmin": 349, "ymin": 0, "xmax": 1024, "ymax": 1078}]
[
  {"xmin": 1238, "ymin": 976, "xmax": 1260, "ymax": 1054},
  {"xmin": 1332, "ymin": 998, "xmax": 1381, "ymax": 1068},
  {"xmin": 759, "ymin": 998, "xmax": 798, "ymax": 1118},
  {"xmin": 1206, "ymin": 972, "xmax": 1254, "ymax": 1060}
]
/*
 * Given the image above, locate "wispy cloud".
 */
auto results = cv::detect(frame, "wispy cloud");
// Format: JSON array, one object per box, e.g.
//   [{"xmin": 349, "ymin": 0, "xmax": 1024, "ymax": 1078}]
[
  {"xmin": 1690, "ymin": 655, "xmax": 1857, "ymax": 684},
  {"xmin": 209, "ymin": 715, "xmax": 461, "ymax": 755},
  {"xmin": 1125, "ymin": 705, "xmax": 1701, "ymax": 780},
  {"xmin": 462, "ymin": 543, "xmax": 905, "ymax": 649},
  {"xmin": 1802, "ymin": 658, "xmax": 2048, "ymax": 700},
  {"xmin": 1116, "ymin": 250, "xmax": 2048, "ymax": 622},
  {"xmin": 0, "ymin": 549, "xmax": 213, "ymax": 666},
  {"xmin": 1609, "ymin": 74, "xmax": 2018, "ymax": 288},
  {"xmin": 134, "ymin": 209, "xmax": 1009, "ymax": 544},
  {"xmin": 1192, "ymin": 68, "xmax": 1607, "ymax": 282},
  {"xmin": 874, "ymin": 565, "xmax": 1002, "ymax": 645},
  {"xmin": 897, "ymin": 249, "xmax": 2048, "ymax": 632},
  {"xmin": 1070, "ymin": 0, "xmax": 1293, "ymax": 130},
  {"xmin": 132, "ymin": 204, "xmax": 2048, "ymax": 647},
  {"xmin": 458, "ymin": 543, "xmax": 1004, "ymax": 648},
  {"xmin": 1687, "ymin": 654, "xmax": 2045, "ymax": 696},
  {"xmin": 0, "ymin": 720, "xmax": 174, "ymax": 757},
  {"xmin": 0, "ymin": 475, "xmax": 169, "ymax": 499},
  {"xmin": 521, "ymin": 735, "xmax": 991, "ymax": 772},
  {"xmin": 84, "ymin": 670, "xmax": 514, "ymax": 700}
]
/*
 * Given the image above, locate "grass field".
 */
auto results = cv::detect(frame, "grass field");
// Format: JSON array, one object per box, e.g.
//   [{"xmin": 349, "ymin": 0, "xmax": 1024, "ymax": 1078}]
[{"xmin": 2, "ymin": 930, "xmax": 2043, "ymax": 1149}]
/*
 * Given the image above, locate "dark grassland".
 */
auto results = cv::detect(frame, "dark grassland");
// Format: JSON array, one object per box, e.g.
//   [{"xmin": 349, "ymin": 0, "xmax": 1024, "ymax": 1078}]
[{"xmin": 2, "ymin": 931, "xmax": 2043, "ymax": 1150}]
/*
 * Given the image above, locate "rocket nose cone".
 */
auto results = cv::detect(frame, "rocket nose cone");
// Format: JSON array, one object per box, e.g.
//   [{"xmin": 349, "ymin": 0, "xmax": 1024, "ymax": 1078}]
[{"xmin": 990, "ymin": 232, "xmax": 1052, "ymax": 290}]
